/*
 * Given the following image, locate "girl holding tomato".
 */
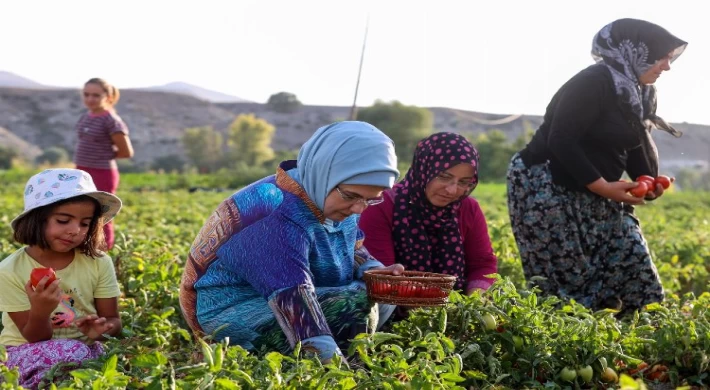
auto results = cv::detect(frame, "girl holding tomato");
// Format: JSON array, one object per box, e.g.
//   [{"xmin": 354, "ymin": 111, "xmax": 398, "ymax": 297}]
[
  {"xmin": 180, "ymin": 122, "xmax": 403, "ymax": 364},
  {"xmin": 506, "ymin": 19, "xmax": 687, "ymax": 315},
  {"xmin": 0, "ymin": 168, "xmax": 123, "ymax": 388},
  {"xmin": 359, "ymin": 132, "xmax": 498, "ymax": 294}
]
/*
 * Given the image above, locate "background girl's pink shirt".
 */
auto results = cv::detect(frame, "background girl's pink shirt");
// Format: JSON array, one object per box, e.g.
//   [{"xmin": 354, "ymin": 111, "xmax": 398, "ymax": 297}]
[
  {"xmin": 359, "ymin": 194, "xmax": 497, "ymax": 290},
  {"xmin": 73, "ymin": 111, "xmax": 129, "ymax": 170}
]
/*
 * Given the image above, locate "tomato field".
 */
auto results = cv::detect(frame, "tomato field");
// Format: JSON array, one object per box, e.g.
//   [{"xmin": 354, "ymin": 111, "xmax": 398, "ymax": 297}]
[{"xmin": 1, "ymin": 169, "xmax": 709, "ymax": 389}]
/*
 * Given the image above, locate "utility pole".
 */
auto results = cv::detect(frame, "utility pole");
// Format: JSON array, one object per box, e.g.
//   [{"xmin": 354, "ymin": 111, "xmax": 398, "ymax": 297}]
[{"xmin": 349, "ymin": 14, "xmax": 370, "ymax": 121}]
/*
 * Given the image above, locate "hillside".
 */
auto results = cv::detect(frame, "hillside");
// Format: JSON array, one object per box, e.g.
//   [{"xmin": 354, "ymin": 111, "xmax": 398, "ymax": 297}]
[
  {"xmin": 0, "ymin": 87, "xmax": 708, "ymax": 173},
  {"xmin": 139, "ymin": 82, "xmax": 251, "ymax": 103}
]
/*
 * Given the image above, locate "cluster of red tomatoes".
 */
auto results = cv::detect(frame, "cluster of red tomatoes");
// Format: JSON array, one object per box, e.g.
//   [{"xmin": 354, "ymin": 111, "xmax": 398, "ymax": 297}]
[
  {"xmin": 628, "ymin": 175, "xmax": 672, "ymax": 197},
  {"xmin": 370, "ymin": 282, "xmax": 448, "ymax": 298}
]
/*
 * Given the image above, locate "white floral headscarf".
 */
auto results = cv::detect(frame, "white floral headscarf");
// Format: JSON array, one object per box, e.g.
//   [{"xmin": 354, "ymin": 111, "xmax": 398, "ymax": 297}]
[{"xmin": 591, "ymin": 18, "xmax": 687, "ymax": 137}]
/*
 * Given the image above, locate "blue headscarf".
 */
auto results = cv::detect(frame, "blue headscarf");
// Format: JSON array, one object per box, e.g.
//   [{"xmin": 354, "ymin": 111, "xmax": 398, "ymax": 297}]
[{"xmin": 293, "ymin": 121, "xmax": 399, "ymax": 211}]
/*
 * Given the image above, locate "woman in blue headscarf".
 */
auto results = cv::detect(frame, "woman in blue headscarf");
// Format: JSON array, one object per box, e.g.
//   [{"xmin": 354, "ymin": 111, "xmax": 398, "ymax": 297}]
[{"xmin": 180, "ymin": 121, "xmax": 402, "ymax": 361}]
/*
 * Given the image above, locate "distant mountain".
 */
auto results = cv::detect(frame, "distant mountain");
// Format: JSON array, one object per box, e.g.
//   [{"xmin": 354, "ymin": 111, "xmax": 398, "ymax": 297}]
[
  {"xmin": 1, "ymin": 86, "xmax": 708, "ymax": 175},
  {"xmin": 139, "ymin": 82, "xmax": 251, "ymax": 103},
  {"xmin": 0, "ymin": 71, "xmax": 48, "ymax": 89}
]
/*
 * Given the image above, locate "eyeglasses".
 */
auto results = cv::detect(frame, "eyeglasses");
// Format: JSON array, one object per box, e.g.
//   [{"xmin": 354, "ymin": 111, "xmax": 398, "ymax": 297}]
[
  {"xmin": 433, "ymin": 174, "xmax": 477, "ymax": 191},
  {"xmin": 335, "ymin": 187, "xmax": 384, "ymax": 206}
]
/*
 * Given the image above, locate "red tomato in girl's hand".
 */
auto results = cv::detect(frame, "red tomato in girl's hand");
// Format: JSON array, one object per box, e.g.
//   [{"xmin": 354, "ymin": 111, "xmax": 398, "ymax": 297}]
[
  {"xmin": 629, "ymin": 181, "xmax": 648, "ymax": 198},
  {"xmin": 654, "ymin": 175, "xmax": 671, "ymax": 190},
  {"xmin": 30, "ymin": 267, "xmax": 57, "ymax": 288}
]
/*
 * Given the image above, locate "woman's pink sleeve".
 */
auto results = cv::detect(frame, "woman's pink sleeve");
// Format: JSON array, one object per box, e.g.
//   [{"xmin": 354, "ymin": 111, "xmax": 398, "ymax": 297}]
[
  {"xmin": 461, "ymin": 198, "xmax": 498, "ymax": 291},
  {"xmin": 358, "ymin": 195, "xmax": 396, "ymax": 267}
]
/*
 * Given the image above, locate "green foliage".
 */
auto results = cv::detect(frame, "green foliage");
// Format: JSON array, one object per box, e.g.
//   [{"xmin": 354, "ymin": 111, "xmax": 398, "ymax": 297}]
[
  {"xmin": 151, "ymin": 154, "xmax": 186, "ymax": 173},
  {"xmin": 181, "ymin": 126, "xmax": 224, "ymax": 173},
  {"xmin": 35, "ymin": 146, "xmax": 70, "ymax": 165},
  {"xmin": 0, "ymin": 171, "xmax": 708, "ymax": 388},
  {"xmin": 267, "ymin": 92, "xmax": 302, "ymax": 114},
  {"xmin": 0, "ymin": 146, "xmax": 18, "ymax": 170},
  {"xmin": 465, "ymin": 129, "xmax": 533, "ymax": 183},
  {"xmin": 357, "ymin": 100, "xmax": 433, "ymax": 163},
  {"xmin": 226, "ymin": 114, "xmax": 275, "ymax": 167},
  {"xmin": 675, "ymin": 167, "xmax": 710, "ymax": 191}
]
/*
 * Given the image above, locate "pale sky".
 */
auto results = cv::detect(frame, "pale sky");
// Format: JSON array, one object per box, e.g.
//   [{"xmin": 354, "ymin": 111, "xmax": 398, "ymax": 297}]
[{"xmin": 2, "ymin": 0, "xmax": 708, "ymax": 125}]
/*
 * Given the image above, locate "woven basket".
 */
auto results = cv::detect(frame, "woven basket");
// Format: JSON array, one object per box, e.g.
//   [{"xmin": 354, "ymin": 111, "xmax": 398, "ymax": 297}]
[{"xmin": 363, "ymin": 269, "xmax": 457, "ymax": 307}]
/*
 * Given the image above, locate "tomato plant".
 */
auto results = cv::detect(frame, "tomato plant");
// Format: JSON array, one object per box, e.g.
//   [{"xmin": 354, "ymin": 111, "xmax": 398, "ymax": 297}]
[{"xmin": 30, "ymin": 267, "xmax": 56, "ymax": 288}]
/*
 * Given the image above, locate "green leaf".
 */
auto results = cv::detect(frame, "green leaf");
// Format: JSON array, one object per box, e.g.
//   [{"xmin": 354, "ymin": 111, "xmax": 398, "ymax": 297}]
[
  {"xmin": 440, "ymin": 373, "xmax": 466, "ymax": 382},
  {"xmin": 214, "ymin": 378, "xmax": 241, "ymax": 389}
]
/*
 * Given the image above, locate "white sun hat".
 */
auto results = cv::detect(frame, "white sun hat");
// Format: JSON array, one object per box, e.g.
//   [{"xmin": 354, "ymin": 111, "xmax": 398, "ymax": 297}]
[{"xmin": 10, "ymin": 168, "xmax": 122, "ymax": 231}]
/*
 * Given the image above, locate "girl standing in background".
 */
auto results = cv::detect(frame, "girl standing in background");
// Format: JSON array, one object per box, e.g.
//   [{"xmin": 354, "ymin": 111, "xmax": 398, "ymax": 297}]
[{"xmin": 74, "ymin": 78, "xmax": 134, "ymax": 250}]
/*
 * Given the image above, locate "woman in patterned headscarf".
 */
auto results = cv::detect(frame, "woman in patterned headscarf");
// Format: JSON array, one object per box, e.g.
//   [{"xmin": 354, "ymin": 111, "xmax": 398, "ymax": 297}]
[
  {"xmin": 179, "ymin": 121, "xmax": 401, "ymax": 362},
  {"xmin": 506, "ymin": 19, "xmax": 687, "ymax": 315},
  {"xmin": 360, "ymin": 132, "xmax": 498, "ymax": 294}
]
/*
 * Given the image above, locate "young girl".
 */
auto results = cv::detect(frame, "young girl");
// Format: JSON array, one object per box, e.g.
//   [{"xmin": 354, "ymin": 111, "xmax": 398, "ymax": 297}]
[
  {"xmin": 74, "ymin": 77, "xmax": 134, "ymax": 250},
  {"xmin": 0, "ymin": 168, "xmax": 123, "ymax": 388}
]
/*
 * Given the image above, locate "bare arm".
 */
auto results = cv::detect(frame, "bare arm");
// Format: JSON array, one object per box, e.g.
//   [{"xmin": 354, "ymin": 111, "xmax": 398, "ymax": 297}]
[
  {"xmin": 586, "ymin": 178, "xmax": 645, "ymax": 204},
  {"xmin": 74, "ymin": 297, "xmax": 122, "ymax": 341},
  {"xmin": 8, "ymin": 279, "xmax": 62, "ymax": 343},
  {"xmin": 111, "ymin": 132, "xmax": 134, "ymax": 159}
]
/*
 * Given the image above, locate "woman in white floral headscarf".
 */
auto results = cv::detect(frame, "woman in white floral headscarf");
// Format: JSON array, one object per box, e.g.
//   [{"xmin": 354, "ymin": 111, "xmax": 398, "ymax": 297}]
[{"xmin": 506, "ymin": 19, "xmax": 687, "ymax": 315}]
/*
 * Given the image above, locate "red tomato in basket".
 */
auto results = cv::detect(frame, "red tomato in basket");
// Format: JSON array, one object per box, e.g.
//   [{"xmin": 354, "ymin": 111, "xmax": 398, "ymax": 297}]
[
  {"xmin": 419, "ymin": 286, "xmax": 447, "ymax": 298},
  {"xmin": 371, "ymin": 282, "xmax": 394, "ymax": 295},
  {"xmin": 393, "ymin": 284, "xmax": 419, "ymax": 298}
]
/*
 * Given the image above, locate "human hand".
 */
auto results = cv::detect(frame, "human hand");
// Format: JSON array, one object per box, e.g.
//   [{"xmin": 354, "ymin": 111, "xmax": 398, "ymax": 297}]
[
  {"xmin": 376, "ymin": 263, "xmax": 405, "ymax": 276},
  {"xmin": 25, "ymin": 278, "xmax": 61, "ymax": 318},
  {"xmin": 74, "ymin": 315, "xmax": 115, "ymax": 341},
  {"xmin": 644, "ymin": 176, "xmax": 675, "ymax": 200},
  {"xmin": 587, "ymin": 179, "xmax": 645, "ymax": 205}
]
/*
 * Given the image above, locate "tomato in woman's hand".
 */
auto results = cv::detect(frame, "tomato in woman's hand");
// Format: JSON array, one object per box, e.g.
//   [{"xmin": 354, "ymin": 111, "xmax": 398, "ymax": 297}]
[
  {"xmin": 636, "ymin": 175, "xmax": 655, "ymax": 187},
  {"xmin": 654, "ymin": 175, "xmax": 672, "ymax": 190},
  {"xmin": 30, "ymin": 267, "xmax": 57, "ymax": 288},
  {"xmin": 628, "ymin": 181, "xmax": 648, "ymax": 198}
]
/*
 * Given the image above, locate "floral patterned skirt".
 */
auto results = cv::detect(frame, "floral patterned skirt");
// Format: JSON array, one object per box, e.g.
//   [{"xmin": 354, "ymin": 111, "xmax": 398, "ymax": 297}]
[
  {"xmin": 2, "ymin": 339, "xmax": 104, "ymax": 389},
  {"xmin": 506, "ymin": 153, "xmax": 664, "ymax": 314}
]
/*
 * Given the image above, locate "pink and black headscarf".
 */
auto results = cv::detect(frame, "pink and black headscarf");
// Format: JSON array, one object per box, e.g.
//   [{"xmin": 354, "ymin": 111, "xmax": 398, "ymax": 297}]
[{"xmin": 391, "ymin": 132, "xmax": 479, "ymax": 289}]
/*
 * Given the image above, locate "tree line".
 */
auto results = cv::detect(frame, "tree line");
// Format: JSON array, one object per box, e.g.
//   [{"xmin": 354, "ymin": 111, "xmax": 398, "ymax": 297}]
[{"xmin": 3, "ymin": 92, "xmax": 708, "ymax": 190}]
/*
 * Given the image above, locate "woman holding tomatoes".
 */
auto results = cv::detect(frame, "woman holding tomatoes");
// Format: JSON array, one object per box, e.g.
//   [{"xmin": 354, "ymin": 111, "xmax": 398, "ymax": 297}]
[
  {"xmin": 506, "ymin": 18, "xmax": 687, "ymax": 315},
  {"xmin": 179, "ymin": 121, "xmax": 403, "ymax": 363},
  {"xmin": 359, "ymin": 132, "xmax": 498, "ymax": 294}
]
